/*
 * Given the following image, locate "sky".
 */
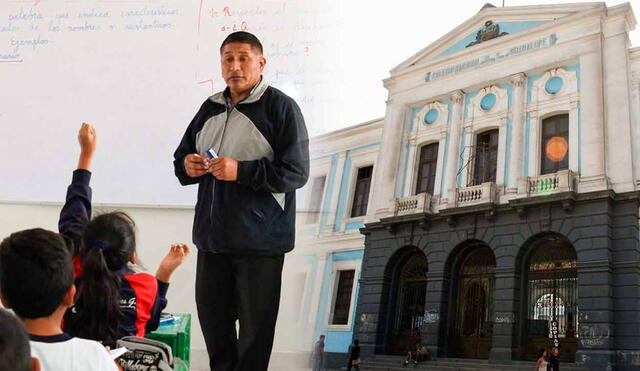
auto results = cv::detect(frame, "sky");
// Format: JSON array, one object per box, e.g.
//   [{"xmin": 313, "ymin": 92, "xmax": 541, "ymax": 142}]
[{"xmin": 323, "ymin": 0, "xmax": 640, "ymax": 135}]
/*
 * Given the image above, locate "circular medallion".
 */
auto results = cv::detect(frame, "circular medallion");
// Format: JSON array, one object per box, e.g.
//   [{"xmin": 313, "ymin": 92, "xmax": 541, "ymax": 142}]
[
  {"xmin": 424, "ymin": 108, "xmax": 439, "ymax": 124},
  {"xmin": 545, "ymin": 76, "xmax": 564, "ymax": 94},
  {"xmin": 480, "ymin": 93, "xmax": 496, "ymax": 111}
]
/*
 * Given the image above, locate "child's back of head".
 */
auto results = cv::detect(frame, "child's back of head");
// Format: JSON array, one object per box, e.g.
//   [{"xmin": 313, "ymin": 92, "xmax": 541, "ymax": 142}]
[
  {"xmin": 69, "ymin": 211, "xmax": 137, "ymax": 345},
  {"xmin": 0, "ymin": 228, "xmax": 73, "ymax": 319},
  {"xmin": 0, "ymin": 308, "xmax": 38, "ymax": 371},
  {"xmin": 0, "ymin": 228, "xmax": 118, "ymax": 371},
  {"xmin": 83, "ymin": 211, "xmax": 136, "ymax": 270}
]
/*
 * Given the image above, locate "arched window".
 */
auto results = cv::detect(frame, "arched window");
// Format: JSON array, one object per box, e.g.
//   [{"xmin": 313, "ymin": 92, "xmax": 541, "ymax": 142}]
[
  {"xmin": 541, "ymin": 114, "xmax": 569, "ymax": 175},
  {"xmin": 415, "ymin": 143, "xmax": 439, "ymax": 195}
]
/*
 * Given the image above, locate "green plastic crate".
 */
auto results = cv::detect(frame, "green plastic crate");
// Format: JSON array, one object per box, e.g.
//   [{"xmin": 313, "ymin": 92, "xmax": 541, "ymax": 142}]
[
  {"xmin": 146, "ymin": 313, "xmax": 191, "ymax": 368},
  {"xmin": 174, "ymin": 358, "xmax": 189, "ymax": 371}
]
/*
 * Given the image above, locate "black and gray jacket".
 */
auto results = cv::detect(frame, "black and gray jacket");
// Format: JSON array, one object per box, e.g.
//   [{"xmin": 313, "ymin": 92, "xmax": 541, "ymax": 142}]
[{"xmin": 173, "ymin": 79, "xmax": 309, "ymax": 255}]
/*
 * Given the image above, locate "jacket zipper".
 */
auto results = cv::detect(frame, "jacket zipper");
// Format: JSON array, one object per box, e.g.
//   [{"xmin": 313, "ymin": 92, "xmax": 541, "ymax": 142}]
[
  {"xmin": 207, "ymin": 79, "xmax": 260, "ymax": 224},
  {"xmin": 209, "ymin": 108, "xmax": 233, "ymax": 221}
]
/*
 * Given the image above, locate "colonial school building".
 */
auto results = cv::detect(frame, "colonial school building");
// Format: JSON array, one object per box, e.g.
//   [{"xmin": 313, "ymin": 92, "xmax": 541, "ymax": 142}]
[{"xmin": 288, "ymin": 2, "xmax": 640, "ymax": 370}]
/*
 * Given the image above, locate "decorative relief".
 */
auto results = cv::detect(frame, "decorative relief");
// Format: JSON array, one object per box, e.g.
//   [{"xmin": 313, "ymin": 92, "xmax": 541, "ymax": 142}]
[
  {"xmin": 511, "ymin": 72, "xmax": 526, "ymax": 87},
  {"xmin": 466, "ymin": 20, "xmax": 509, "ymax": 47},
  {"xmin": 530, "ymin": 67, "xmax": 578, "ymax": 103},
  {"xmin": 467, "ymin": 85, "xmax": 509, "ymax": 121},
  {"xmin": 412, "ymin": 101, "xmax": 449, "ymax": 136},
  {"xmin": 451, "ymin": 90, "xmax": 465, "ymax": 104}
]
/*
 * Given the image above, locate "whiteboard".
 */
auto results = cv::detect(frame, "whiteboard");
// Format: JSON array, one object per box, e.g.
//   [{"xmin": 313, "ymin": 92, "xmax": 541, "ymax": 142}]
[{"xmin": 0, "ymin": 0, "xmax": 340, "ymax": 206}]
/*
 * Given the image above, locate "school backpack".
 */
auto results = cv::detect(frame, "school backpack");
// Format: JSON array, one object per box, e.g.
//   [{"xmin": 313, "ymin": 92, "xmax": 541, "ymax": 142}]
[{"xmin": 116, "ymin": 336, "xmax": 174, "ymax": 371}]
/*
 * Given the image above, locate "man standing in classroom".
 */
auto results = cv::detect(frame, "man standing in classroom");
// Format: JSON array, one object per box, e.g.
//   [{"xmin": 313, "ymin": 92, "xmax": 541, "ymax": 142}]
[{"xmin": 173, "ymin": 31, "xmax": 309, "ymax": 371}]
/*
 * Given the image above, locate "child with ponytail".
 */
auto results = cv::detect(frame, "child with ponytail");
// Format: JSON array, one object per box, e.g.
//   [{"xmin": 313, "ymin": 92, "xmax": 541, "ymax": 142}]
[{"xmin": 59, "ymin": 123, "xmax": 190, "ymax": 346}]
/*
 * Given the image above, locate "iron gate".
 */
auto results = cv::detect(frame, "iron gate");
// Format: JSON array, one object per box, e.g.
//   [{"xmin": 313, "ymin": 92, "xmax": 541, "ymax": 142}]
[
  {"xmin": 524, "ymin": 236, "xmax": 578, "ymax": 361},
  {"xmin": 390, "ymin": 253, "xmax": 427, "ymax": 354},
  {"xmin": 453, "ymin": 246, "xmax": 495, "ymax": 359}
]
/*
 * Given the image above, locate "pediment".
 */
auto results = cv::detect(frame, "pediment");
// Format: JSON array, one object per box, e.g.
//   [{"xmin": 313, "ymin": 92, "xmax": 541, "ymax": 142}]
[{"xmin": 390, "ymin": 3, "xmax": 607, "ymax": 75}]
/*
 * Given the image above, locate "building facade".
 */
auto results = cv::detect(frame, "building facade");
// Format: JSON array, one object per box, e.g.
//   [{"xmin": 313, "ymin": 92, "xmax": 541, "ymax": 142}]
[
  {"xmin": 271, "ymin": 119, "xmax": 382, "ymax": 369},
  {"xmin": 350, "ymin": 3, "xmax": 640, "ymax": 371}
]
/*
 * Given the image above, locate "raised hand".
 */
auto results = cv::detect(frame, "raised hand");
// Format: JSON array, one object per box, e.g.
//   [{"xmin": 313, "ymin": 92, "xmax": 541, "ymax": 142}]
[
  {"xmin": 156, "ymin": 244, "xmax": 191, "ymax": 283},
  {"xmin": 77, "ymin": 123, "xmax": 97, "ymax": 170}
]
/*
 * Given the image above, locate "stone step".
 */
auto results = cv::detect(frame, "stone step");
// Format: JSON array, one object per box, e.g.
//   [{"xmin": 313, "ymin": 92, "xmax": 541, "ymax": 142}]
[{"xmin": 353, "ymin": 355, "xmax": 588, "ymax": 371}]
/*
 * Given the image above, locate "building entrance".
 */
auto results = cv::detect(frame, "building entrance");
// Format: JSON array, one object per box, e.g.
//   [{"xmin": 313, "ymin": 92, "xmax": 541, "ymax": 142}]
[
  {"xmin": 452, "ymin": 245, "xmax": 495, "ymax": 359},
  {"xmin": 389, "ymin": 252, "xmax": 427, "ymax": 355},
  {"xmin": 523, "ymin": 235, "xmax": 578, "ymax": 362}
]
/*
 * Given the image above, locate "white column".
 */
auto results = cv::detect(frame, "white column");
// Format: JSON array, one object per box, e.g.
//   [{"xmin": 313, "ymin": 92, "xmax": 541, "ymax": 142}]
[
  {"xmin": 442, "ymin": 90, "xmax": 465, "ymax": 205},
  {"xmin": 630, "ymin": 78, "xmax": 640, "ymax": 186},
  {"xmin": 527, "ymin": 110, "xmax": 541, "ymax": 177},
  {"xmin": 459, "ymin": 125, "xmax": 473, "ymax": 188},
  {"xmin": 496, "ymin": 116, "xmax": 508, "ymax": 188},
  {"xmin": 324, "ymin": 152, "xmax": 346, "ymax": 233},
  {"xmin": 306, "ymin": 253, "xmax": 328, "ymax": 348},
  {"xmin": 370, "ymin": 100, "xmax": 406, "ymax": 220},
  {"xmin": 433, "ymin": 130, "xmax": 448, "ymax": 198},
  {"xmin": 603, "ymin": 18, "xmax": 635, "ymax": 192},
  {"xmin": 507, "ymin": 73, "xmax": 526, "ymax": 194},
  {"xmin": 403, "ymin": 135, "xmax": 418, "ymax": 197},
  {"xmin": 578, "ymin": 48, "xmax": 607, "ymax": 192},
  {"xmin": 568, "ymin": 99, "xmax": 580, "ymax": 173}
]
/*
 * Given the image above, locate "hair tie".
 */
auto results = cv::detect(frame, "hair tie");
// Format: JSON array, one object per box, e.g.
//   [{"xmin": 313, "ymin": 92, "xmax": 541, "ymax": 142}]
[{"xmin": 92, "ymin": 240, "xmax": 109, "ymax": 251}]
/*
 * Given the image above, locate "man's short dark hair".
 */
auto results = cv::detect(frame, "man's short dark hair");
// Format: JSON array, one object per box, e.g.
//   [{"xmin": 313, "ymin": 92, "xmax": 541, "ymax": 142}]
[
  {"xmin": 0, "ymin": 309, "xmax": 32, "ymax": 371},
  {"xmin": 220, "ymin": 31, "xmax": 263, "ymax": 55},
  {"xmin": 0, "ymin": 228, "xmax": 73, "ymax": 319}
]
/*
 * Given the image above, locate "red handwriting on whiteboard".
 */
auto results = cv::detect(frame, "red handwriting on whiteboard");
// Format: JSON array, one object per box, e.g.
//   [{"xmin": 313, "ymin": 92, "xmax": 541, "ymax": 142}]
[
  {"xmin": 220, "ymin": 21, "xmax": 248, "ymax": 32},
  {"xmin": 208, "ymin": 6, "xmax": 232, "ymax": 18},
  {"xmin": 197, "ymin": 78, "xmax": 214, "ymax": 95}
]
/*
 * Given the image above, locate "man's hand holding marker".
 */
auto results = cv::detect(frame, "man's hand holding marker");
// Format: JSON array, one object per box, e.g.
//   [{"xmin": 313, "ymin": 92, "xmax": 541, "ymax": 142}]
[{"xmin": 184, "ymin": 148, "xmax": 238, "ymax": 181}]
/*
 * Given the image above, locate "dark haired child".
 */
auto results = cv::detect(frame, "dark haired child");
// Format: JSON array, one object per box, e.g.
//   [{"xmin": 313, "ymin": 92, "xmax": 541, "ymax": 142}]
[
  {"xmin": 0, "ymin": 229, "xmax": 118, "ymax": 370},
  {"xmin": 59, "ymin": 123, "xmax": 190, "ymax": 346},
  {"xmin": 0, "ymin": 308, "xmax": 40, "ymax": 371}
]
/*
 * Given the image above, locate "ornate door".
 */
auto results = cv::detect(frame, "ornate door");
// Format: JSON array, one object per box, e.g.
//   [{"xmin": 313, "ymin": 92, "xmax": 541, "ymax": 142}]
[
  {"xmin": 390, "ymin": 253, "xmax": 427, "ymax": 354},
  {"xmin": 453, "ymin": 246, "xmax": 495, "ymax": 359}
]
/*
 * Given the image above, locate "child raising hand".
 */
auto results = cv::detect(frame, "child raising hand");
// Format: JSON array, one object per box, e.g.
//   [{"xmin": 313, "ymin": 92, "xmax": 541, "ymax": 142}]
[{"xmin": 59, "ymin": 123, "xmax": 190, "ymax": 347}]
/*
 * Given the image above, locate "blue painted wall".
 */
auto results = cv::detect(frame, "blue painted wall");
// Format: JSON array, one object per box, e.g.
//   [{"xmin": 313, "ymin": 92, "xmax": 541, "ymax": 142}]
[
  {"xmin": 333, "ymin": 143, "xmax": 380, "ymax": 232},
  {"xmin": 345, "ymin": 221, "xmax": 364, "ymax": 231},
  {"xmin": 319, "ymin": 154, "xmax": 339, "ymax": 232},
  {"xmin": 309, "ymin": 142, "xmax": 380, "ymax": 235},
  {"xmin": 312, "ymin": 250, "xmax": 365, "ymax": 353}
]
